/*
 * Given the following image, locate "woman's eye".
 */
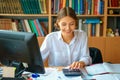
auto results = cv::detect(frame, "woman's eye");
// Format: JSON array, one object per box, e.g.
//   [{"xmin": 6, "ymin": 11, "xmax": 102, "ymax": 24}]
[
  {"xmin": 61, "ymin": 23, "xmax": 66, "ymax": 26},
  {"xmin": 69, "ymin": 22, "xmax": 75, "ymax": 26},
  {"xmin": 70, "ymin": 23, "xmax": 74, "ymax": 25}
]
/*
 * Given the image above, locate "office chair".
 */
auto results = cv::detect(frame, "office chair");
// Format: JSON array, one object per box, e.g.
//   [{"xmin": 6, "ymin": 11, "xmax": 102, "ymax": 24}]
[{"xmin": 89, "ymin": 47, "xmax": 103, "ymax": 64}]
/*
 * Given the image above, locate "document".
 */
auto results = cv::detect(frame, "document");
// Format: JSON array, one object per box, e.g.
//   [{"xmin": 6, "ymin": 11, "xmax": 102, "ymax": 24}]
[
  {"xmin": 84, "ymin": 62, "xmax": 120, "ymax": 75},
  {"xmin": 92, "ymin": 74, "xmax": 118, "ymax": 80},
  {"xmin": 39, "ymin": 67, "xmax": 83, "ymax": 80}
]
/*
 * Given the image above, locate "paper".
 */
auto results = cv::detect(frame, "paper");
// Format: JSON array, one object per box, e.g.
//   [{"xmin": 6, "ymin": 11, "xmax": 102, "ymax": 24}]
[
  {"xmin": 85, "ymin": 62, "xmax": 120, "ymax": 75},
  {"xmin": 38, "ymin": 67, "xmax": 82, "ymax": 80},
  {"xmin": 92, "ymin": 74, "xmax": 115, "ymax": 80},
  {"xmin": 89, "ymin": 74, "xmax": 120, "ymax": 80},
  {"xmin": 1, "ymin": 66, "xmax": 15, "ymax": 77}
]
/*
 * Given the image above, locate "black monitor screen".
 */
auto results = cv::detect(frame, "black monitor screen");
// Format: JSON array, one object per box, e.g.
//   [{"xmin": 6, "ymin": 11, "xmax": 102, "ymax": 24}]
[{"xmin": 0, "ymin": 30, "xmax": 45, "ymax": 75}]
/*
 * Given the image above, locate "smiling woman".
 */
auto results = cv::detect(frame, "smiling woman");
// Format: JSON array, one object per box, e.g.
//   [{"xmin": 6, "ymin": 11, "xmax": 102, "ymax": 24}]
[{"xmin": 40, "ymin": 7, "xmax": 92, "ymax": 69}]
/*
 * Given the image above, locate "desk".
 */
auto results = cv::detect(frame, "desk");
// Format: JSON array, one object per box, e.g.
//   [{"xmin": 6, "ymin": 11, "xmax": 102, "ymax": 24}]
[
  {"xmin": 22, "ymin": 67, "xmax": 83, "ymax": 80},
  {"xmin": 2, "ymin": 65, "xmax": 120, "ymax": 80},
  {"xmin": 27, "ymin": 66, "xmax": 120, "ymax": 80}
]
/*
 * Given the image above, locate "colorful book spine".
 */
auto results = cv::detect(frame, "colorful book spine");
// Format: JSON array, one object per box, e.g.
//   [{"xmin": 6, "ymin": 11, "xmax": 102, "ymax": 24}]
[
  {"xmin": 96, "ymin": 23, "xmax": 101, "ymax": 37},
  {"xmin": 91, "ymin": 23, "xmax": 96, "ymax": 36},
  {"xmin": 34, "ymin": 19, "xmax": 42, "ymax": 36},
  {"xmin": 72, "ymin": 0, "xmax": 74, "ymax": 9},
  {"xmin": 40, "ymin": 22, "xmax": 48, "ymax": 36},
  {"xmin": 99, "ymin": 0, "xmax": 104, "ymax": 14},
  {"xmin": 53, "ymin": 0, "xmax": 60, "ymax": 14},
  {"xmin": 74, "ymin": 0, "xmax": 78, "ymax": 14},
  {"xmin": 88, "ymin": 0, "xmax": 92, "ymax": 15},
  {"xmin": 79, "ymin": 0, "xmax": 84, "ymax": 14},
  {"xmin": 20, "ymin": 20, "xmax": 27, "ymax": 32},
  {"xmin": 87, "ymin": 23, "xmax": 92, "ymax": 37},
  {"xmin": 28, "ymin": 19, "xmax": 39, "ymax": 36},
  {"xmin": 24, "ymin": 19, "xmax": 32, "ymax": 32},
  {"xmin": 0, "ymin": 19, "xmax": 12, "ymax": 30},
  {"xmin": 69, "ymin": 0, "xmax": 72, "ymax": 7},
  {"xmin": 83, "ymin": 18, "xmax": 101, "ymax": 24},
  {"xmin": 12, "ymin": 21, "xmax": 18, "ymax": 31},
  {"xmin": 35, "ymin": 19, "xmax": 44, "ymax": 36}
]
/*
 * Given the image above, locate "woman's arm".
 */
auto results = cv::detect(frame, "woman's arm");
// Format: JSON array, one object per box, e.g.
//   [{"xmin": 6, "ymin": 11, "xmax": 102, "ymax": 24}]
[
  {"xmin": 40, "ymin": 36, "xmax": 50, "ymax": 62},
  {"xmin": 70, "ymin": 31, "xmax": 92, "ymax": 69}
]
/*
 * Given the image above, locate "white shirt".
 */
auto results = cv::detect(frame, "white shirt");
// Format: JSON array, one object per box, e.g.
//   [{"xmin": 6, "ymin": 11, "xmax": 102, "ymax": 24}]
[{"xmin": 40, "ymin": 30, "xmax": 92, "ymax": 66}]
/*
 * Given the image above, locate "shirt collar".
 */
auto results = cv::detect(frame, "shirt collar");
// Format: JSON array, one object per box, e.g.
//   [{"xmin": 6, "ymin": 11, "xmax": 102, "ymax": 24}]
[
  {"xmin": 57, "ymin": 30, "xmax": 77, "ymax": 42},
  {"xmin": 58, "ymin": 31, "xmax": 62, "ymax": 40}
]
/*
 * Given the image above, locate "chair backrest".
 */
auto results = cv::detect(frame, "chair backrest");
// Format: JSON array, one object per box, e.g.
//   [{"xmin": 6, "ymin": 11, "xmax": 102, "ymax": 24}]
[{"xmin": 89, "ymin": 47, "xmax": 103, "ymax": 64}]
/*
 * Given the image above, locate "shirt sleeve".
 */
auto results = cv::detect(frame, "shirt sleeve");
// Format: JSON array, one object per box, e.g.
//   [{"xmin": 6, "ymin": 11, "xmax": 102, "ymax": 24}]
[
  {"xmin": 40, "ymin": 36, "xmax": 50, "ymax": 62},
  {"xmin": 79, "ymin": 32, "xmax": 92, "ymax": 65}
]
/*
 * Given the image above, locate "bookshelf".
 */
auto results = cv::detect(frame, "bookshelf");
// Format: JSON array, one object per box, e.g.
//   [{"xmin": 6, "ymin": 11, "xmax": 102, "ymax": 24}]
[{"xmin": 0, "ymin": 0, "xmax": 120, "ymax": 63}]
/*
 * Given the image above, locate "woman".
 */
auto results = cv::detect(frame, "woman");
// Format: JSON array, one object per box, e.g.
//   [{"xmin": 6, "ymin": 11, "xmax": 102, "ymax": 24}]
[{"xmin": 40, "ymin": 7, "xmax": 91, "ymax": 69}]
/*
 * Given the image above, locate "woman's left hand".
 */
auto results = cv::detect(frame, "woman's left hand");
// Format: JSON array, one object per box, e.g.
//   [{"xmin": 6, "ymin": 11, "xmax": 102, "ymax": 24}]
[{"xmin": 69, "ymin": 61, "xmax": 85, "ymax": 69}]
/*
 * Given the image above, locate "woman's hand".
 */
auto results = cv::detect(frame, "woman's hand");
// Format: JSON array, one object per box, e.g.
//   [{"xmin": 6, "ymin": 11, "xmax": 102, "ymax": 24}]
[{"xmin": 69, "ymin": 61, "xmax": 85, "ymax": 69}]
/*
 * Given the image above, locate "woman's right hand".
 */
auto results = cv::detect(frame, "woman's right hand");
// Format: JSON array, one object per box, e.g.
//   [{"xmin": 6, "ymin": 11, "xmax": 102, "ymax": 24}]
[{"xmin": 69, "ymin": 61, "xmax": 85, "ymax": 69}]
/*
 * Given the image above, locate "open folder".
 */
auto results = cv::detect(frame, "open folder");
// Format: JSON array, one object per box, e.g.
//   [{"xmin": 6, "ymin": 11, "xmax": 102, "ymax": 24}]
[{"xmin": 84, "ymin": 62, "xmax": 120, "ymax": 76}]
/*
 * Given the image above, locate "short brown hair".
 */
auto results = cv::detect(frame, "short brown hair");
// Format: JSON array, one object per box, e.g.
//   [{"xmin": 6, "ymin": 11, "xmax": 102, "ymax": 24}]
[{"xmin": 54, "ymin": 7, "xmax": 78, "ymax": 29}]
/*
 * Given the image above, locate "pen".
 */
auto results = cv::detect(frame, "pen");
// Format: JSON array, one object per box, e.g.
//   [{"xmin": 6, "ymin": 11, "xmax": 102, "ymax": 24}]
[
  {"xmin": 31, "ymin": 73, "xmax": 40, "ymax": 80},
  {"xmin": 94, "ymin": 72, "xmax": 110, "ymax": 76}
]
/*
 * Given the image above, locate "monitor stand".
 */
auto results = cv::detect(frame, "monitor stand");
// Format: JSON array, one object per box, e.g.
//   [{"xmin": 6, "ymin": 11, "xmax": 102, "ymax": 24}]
[{"xmin": 10, "ymin": 61, "xmax": 26, "ymax": 78}]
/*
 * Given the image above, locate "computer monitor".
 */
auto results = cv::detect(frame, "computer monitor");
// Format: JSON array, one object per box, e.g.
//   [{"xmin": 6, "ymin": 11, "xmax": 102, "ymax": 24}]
[{"xmin": 0, "ymin": 30, "xmax": 45, "ymax": 76}]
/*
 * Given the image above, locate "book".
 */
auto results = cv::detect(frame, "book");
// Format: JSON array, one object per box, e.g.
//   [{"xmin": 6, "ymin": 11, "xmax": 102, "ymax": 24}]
[
  {"xmin": 84, "ymin": 62, "xmax": 120, "ymax": 76},
  {"xmin": 71, "ymin": 0, "xmax": 74, "ymax": 9},
  {"xmin": 14, "ymin": 0, "xmax": 23, "ymax": 14},
  {"xmin": 79, "ymin": 0, "xmax": 84, "ymax": 15},
  {"xmin": 17, "ymin": 20, "xmax": 25, "ymax": 32},
  {"xmin": 91, "ymin": 0, "xmax": 94, "ymax": 15},
  {"xmin": 34, "ymin": 19, "xmax": 42, "ymax": 36},
  {"xmin": 74, "ymin": 0, "xmax": 78, "ymax": 14},
  {"xmin": 0, "ymin": 19, "xmax": 12, "ymax": 30},
  {"xmin": 87, "ymin": 0, "xmax": 92, "ymax": 15},
  {"xmin": 62, "ymin": 0, "xmax": 66, "ymax": 8},
  {"xmin": 83, "ymin": 18, "xmax": 101, "ymax": 24},
  {"xmin": 53, "ymin": 0, "xmax": 60, "ymax": 14},
  {"xmin": 91, "ymin": 23, "xmax": 96, "ymax": 36},
  {"xmin": 66, "ymin": 0, "xmax": 69, "ymax": 7},
  {"xmin": 38, "ymin": 0, "xmax": 47, "ymax": 14},
  {"xmin": 96, "ymin": 23, "xmax": 101, "ymax": 37},
  {"xmin": 28, "ymin": 19, "xmax": 39, "ymax": 36},
  {"xmin": 40, "ymin": 22, "xmax": 48, "ymax": 36},
  {"xmin": 12, "ymin": 20, "xmax": 18, "ymax": 31},
  {"xmin": 35, "ymin": 19, "xmax": 44, "ymax": 36},
  {"xmin": 87, "ymin": 23, "xmax": 92, "ymax": 37},
  {"xmin": 20, "ymin": 20, "xmax": 27, "ymax": 32},
  {"xmin": 69, "ymin": 0, "xmax": 72, "ymax": 7},
  {"xmin": 23, "ymin": 19, "xmax": 32, "ymax": 32}
]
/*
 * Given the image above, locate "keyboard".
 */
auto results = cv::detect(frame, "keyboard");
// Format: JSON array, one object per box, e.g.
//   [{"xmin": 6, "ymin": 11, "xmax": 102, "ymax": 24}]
[{"xmin": 62, "ymin": 69, "xmax": 82, "ymax": 76}]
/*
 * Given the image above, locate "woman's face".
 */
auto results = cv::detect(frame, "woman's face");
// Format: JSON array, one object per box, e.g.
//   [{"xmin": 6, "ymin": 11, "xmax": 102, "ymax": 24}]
[{"xmin": 58, "ymin": 16, "xmax": 76, "ymax": 36}]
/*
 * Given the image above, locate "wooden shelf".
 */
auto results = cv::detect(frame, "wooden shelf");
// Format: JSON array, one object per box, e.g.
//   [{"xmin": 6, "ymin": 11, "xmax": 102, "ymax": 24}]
[
  {"xmin": 107, "ymin": 15, "xmax": 120, "ymax": 17},
  {"xmin": 108, "ymin": 7, "xmax": 120, "ymax": 9},
  {"xmin": 0, "ymin": 14, "xmax": 49, "ymax": 17}
]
